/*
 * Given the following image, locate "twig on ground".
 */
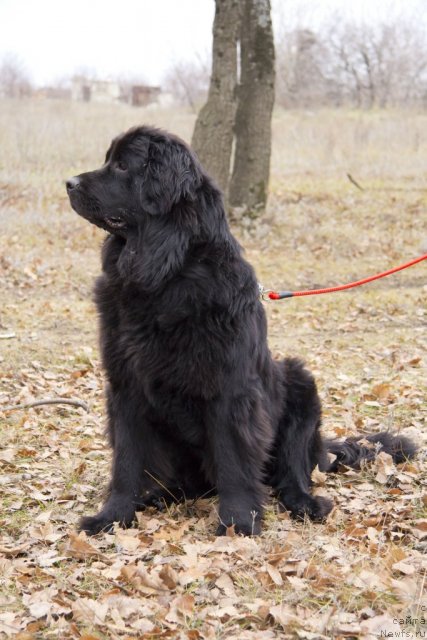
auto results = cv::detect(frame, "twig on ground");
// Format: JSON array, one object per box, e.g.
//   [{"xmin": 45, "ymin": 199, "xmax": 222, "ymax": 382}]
[
  {"xmin": 346, "ymin": 173, "xmax": 364, "ymax": 191},
  {"xmin": 143, "ymin": 469, "xmax": 179, "ymax": 503},
  {"xmin": 2, "ymin": 398, "xmax": 89, "ymax": 412}
]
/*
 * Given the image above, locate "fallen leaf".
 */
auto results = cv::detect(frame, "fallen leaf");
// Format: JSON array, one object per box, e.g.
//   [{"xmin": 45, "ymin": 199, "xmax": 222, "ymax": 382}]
[
  {"xmin": 311, "ymin": 465, "xmax": 327, "ymax": 485},
  {"xmin": 216, "ymin": 573, "xmax": 237, "ymax": 596},
  {"xmin": 0, "ymin": 612, "xmax": 21, "ymax": 636},
  {"xmin": 371, "ymin": 383, "xmax": 393, "ymax": 402},
  {"xmin": 121, "ymin": 563, "xmax": 168, "ymax": 592},
  {"xmin": 165, "ymin": 594, "xmax": 195, "ymax": 623},
  {"xmin": 115, "ymin": 529, "xmax": 141, "ymax": 553},
  {"xmin": 392, "ymin": 560, "xmax": 416, "ymax": 575},
  {"xmin": 373, "ymin": 451, "xmax": 395, "ymax": 484},
  {"xmin": 72, "ymin": 598, "xmax": 109, "ymax": 625},
  {"xmin": 361, "ymin": 614, "xmax": 401, "ymax": 635},
  {"xmin": 269, "ymin": 604, "xmax": 299, "ymax": 627},
  {"xmin": 265, "ymin": 563, "xmax": 283, "ymax": 586},
  {"xmin": 101, "ymin": 594, "xmax": 143, "ymax": 619},
  {"xmin": 159, "ymin": 564, "xmax": 179, "ymax": 590},
  {"xmin": 66, "ymin": 531, "xmax": 105, "ymax": 560},
  {"xmin": 286, "ymin": 575, "xmax": 307, "ymax": 591}
]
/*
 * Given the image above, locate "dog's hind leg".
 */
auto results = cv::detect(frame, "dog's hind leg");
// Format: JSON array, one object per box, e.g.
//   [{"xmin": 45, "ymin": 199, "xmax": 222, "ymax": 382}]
[{"xmin": 268, "ymin": 357, "xmax": 333, "ymax": 521}]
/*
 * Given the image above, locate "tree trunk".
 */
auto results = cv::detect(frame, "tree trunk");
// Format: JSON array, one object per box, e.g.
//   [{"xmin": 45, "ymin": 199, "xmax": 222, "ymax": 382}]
[
  {"xmin": 229, "ymin": 0, "xmax": 275, "ymax": 215},
  {"xmin": 191, "ymin": 0, "xmax": 241, "ymax": 195}
]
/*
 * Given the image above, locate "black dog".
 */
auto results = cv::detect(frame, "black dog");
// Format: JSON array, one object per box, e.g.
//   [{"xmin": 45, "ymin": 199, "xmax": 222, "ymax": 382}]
[{"xmin": 66, "ymin": 126, "xmax": 416, "ymax": 536}]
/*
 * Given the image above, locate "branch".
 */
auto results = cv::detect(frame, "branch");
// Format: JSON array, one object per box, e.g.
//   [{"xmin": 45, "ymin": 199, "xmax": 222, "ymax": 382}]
[
  {"xmin": 2, "ymin": 398, "xmax": 89, "ymax": 412},
  {"xmin": 347, "ymin": 173, "xmax": 364, "ymax": 191}
]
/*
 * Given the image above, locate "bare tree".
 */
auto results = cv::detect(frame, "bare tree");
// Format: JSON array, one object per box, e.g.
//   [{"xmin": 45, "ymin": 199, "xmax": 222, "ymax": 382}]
[
  {"xmin": 229, "ymin": 0, "xmax": 275, "ymax": 213},
  {"xmin": 276, "ymin": 28, "xmax": 333, "ymax": 108},
  {"xmin": 332, "ymin": 21, "xmax": 427, "ymax": 109},
  {"xmin": 0, "ymin": 53, "xmax": 32, "ymax": 98},
  {"xmin": 275, "ymin": 16, "xmax": 427, "ymax": 109},
  {"xmin": 163, "ymin": 56, "xmax": 210, "ymax": 112},
  {"xmin": 192, "ymin": 0, "xmax": 275, "ymax": 216},
  {"xmin": 191, "ymin": 0, "xmax": 242, "ymax": 196}
]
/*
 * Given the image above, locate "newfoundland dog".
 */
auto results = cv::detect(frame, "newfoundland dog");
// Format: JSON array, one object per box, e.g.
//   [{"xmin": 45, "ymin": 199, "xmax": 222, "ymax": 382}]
[{"xmin": 66, "ymin": 126, "xmax": 415, "ymax": 535}]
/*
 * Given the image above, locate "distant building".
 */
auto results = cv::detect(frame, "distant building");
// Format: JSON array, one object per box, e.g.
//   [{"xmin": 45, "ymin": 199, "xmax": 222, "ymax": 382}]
[
  {"xmin": 71, "ymin": 77, "xmax": 162, "ymax": 106},
  {"xmin": 71, "ymin": 77, "xmax": 120, "ymax": 103},
  {"xmin": 130, "ymin": 85, "xmax": 161, "ymax": 107},
  {"xmin": 34, "ymin": 86, "xmax": 71, "ymax": 100}
]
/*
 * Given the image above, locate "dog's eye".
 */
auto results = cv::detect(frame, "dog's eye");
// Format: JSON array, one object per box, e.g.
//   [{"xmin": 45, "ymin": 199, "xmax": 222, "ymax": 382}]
[{"xmin": 115, "ymin": 161, "xmax": 128, "ymax": 172}]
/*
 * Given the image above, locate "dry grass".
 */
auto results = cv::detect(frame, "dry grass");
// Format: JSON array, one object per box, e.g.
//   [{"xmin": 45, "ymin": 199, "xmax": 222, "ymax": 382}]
[
  {"xmin": 0, "ymin": 99, "xmax": 426, "ymax": 639},
  {"xmin": 271, "ymin": 107, "xmax": 427, "ymax": 187}
]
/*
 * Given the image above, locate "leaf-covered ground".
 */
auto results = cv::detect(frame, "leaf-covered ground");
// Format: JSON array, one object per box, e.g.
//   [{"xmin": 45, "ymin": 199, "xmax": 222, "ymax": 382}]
[{"xmin": 0, "ymin": 101, "xmax": 426, "ymax": 639}]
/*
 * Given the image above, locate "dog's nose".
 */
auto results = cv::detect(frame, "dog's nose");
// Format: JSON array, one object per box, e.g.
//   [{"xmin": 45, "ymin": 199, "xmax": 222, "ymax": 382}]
[{"xmin": 66, "ymin": 176, "xmax": 80, "ymax": 192}]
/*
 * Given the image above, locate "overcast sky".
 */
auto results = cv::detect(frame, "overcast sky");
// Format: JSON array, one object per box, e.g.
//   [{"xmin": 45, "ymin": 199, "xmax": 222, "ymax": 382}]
[{"xmin": 0, "ymin": 0, "xmax": 425, "ymax": 86}]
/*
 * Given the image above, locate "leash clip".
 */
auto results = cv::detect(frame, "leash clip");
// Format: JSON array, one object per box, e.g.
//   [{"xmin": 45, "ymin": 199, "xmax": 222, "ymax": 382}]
[{"xmin": 258, "ymin": 283, "xmax": 273, "ymax": 301}]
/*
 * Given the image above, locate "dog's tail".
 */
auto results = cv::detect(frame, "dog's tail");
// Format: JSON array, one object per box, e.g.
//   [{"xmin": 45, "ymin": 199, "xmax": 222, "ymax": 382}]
[{"xmin": 324, "ymin": 432, "xmax": 417, "ymax": 472}]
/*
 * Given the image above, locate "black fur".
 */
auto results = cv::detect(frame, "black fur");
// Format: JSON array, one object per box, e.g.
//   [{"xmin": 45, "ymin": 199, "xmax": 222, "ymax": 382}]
[
  {"xmin": 325, "ymin": 432, "xmax": 417, "ymax": 472},
  {"xmin": 66, "ymin": 126, "xmax": 416, "ymax": 535}
]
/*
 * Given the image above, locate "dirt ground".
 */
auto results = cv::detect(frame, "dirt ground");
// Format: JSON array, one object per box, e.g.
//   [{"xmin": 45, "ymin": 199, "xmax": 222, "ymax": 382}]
[{"xmin": 0, "ymin": 100, "xmax": 426, "ymax": 639}]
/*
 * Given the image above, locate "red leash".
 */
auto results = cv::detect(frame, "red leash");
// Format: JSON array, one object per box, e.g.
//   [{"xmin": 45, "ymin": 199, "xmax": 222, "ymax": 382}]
[{"xmin": 266, "ymin": 254, "xmax": 427, "ymax": 300}]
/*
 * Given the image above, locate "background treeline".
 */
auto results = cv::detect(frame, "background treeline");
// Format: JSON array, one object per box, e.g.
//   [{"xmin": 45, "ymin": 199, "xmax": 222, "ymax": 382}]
[
  {"xmin": 275, "ymin": 19, "xmax": 427, "ymax": 109},
  {"xmin": 166, "ymin": 16, "xmax": 427, "ymax": 111},
  {"xmin": 1, "ymin": 16, "xmax": 427, "ymax": 109}
]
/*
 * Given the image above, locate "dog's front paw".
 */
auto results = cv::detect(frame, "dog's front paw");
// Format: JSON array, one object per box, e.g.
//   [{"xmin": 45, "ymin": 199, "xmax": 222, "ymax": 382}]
[
  {"xmin": 280, "ymin": 494, "xmax": 333, "ymax": 522},
  {"xmin": 309, "ymin": 495, "xmax": 333, "ymax": 521},
  {"xmin": 79, "ymin": 513, "xmax": 116, "ymax": 535},
  {"xmin": 216, "ymin": 517, "xmax": 262, "ymax": 537},
  {"xmin": 79, "ymin": 499, "xmax": 137, "ymax": 535}
]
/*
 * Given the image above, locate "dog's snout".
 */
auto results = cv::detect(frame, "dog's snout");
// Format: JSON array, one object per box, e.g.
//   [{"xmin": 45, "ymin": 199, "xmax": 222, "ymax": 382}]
[{"xmin": 66, "ymin": 176, "xmax": 80, "ymax": 192}]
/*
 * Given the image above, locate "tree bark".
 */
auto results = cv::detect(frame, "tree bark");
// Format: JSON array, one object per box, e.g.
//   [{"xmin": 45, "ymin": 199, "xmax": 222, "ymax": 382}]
[
  {"xmin": 191, "ymin": 0, "xmax": 242, "ymax": 194},
  {"xmin": 229, "ymin": 0, "xmax": 275, "ymax": 215}
]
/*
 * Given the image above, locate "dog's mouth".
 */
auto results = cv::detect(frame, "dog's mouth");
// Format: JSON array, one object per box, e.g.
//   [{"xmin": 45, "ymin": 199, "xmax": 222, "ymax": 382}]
[
  {"xmin": 68, "ymin": 189, "xmax": 129, "ymax": 233},
  {"xmin": 105, "ymin": 216, "xmax": 127, "ymax": 230}
]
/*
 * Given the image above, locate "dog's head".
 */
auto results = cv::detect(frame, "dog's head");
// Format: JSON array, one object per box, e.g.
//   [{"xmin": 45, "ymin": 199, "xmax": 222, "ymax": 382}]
[
  {"xmin": 66, "ymin": 126, "xmax": 217, "ymax": 289},
  {"xmin": 67, "ymin": 126, "xmax": 204, "ymax": 233}
]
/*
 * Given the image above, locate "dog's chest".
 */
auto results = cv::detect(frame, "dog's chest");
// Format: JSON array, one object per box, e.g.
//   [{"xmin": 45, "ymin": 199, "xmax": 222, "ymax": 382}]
[{"xmin": 97, "ymin": 279, "xmax": 232, "ymax": 399}]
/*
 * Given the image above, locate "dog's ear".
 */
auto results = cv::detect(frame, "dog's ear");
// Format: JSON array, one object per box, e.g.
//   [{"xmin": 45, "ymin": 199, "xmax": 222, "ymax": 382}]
[
  {"xmin": 137, "ymin": 217, "xmax": 191, "ymax": 290},
  {"xmin": 117, "ymin": 135, "xmax": 203, "ymax": 290},
  {"xmin": 117, "ymin": 217, "xmax": 191, "ymax": 291},
  {"xmin": 140, "ymin": 139, "xmax": 202, "ymax": 216}
]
